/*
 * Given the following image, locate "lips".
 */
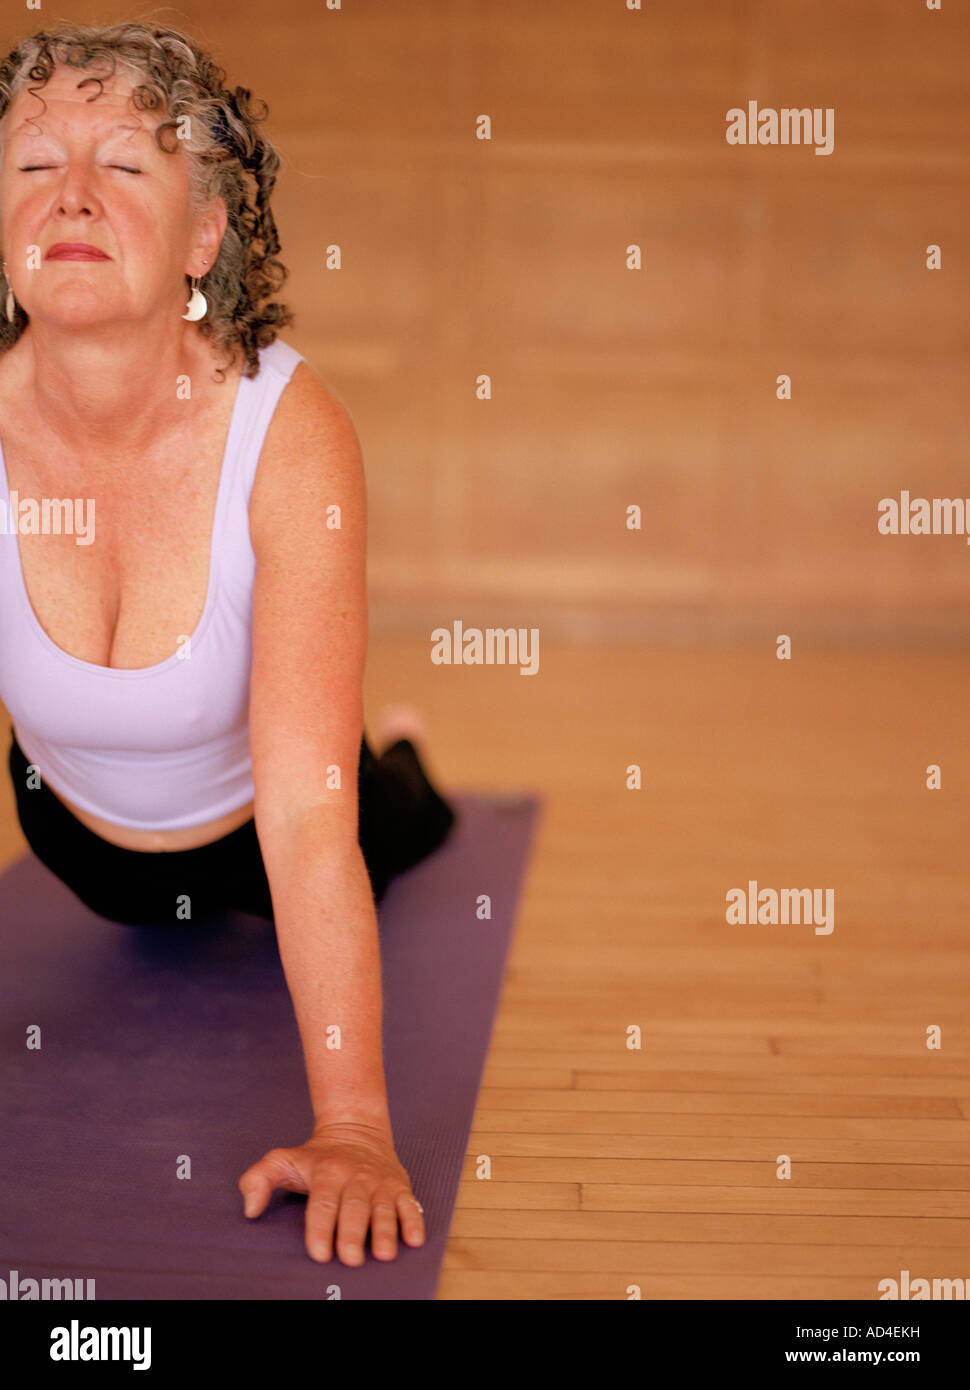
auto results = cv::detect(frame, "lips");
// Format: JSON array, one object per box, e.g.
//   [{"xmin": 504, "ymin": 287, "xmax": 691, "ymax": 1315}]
[{"xmin": 45, "ymin": 243, "xmax": 110, "ymax": 261}]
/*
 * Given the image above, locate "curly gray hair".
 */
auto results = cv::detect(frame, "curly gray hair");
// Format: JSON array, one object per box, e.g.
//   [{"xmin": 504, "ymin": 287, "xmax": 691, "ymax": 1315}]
[{"xmin": 0, "ymin": 21, "xmax": 293, "ymax": 377}]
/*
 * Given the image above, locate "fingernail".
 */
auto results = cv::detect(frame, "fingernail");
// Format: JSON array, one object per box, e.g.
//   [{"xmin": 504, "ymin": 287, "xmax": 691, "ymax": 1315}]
[{"xmin": 244, "ymin": 1195, "xmax": 256, "ymax": 1217}]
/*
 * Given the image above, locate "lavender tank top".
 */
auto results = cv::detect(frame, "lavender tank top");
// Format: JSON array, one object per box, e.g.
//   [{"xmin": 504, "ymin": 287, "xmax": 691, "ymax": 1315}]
[{"xmin": 0, "ymin": 337, "xmax": 304, "ymax": 831}]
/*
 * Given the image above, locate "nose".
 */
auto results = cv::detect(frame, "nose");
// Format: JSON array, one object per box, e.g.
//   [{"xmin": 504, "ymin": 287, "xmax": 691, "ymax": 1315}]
[{"xmin": 54, "ymin": 160, "xmax": 100, "ymax": 219}]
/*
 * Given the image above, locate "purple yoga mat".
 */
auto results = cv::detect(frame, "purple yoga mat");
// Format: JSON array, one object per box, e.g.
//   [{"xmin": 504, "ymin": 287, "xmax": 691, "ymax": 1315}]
[{"xmin": 0, "ymin": 789, "xmax": 540, "ymax": 1300}]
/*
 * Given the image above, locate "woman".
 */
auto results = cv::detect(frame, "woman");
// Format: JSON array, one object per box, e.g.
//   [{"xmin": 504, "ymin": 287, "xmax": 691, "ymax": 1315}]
[{"xmin": 0, "ymin": 22, "xmax": 457, "ymax": 1269}]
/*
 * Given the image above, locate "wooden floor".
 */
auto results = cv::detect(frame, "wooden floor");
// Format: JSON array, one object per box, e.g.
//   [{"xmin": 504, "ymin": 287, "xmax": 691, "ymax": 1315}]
[{"xmin": 2, "ymin": 641, "xmax": 969, "ymax": 1299}]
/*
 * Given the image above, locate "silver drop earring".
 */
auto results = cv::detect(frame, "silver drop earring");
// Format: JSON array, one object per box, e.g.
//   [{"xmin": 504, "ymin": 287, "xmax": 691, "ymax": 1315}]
[
  {"xmin": 182, "ymin": 257, "xmax": 209, "ymax": 321},
  {"xmin": 181, "ymin": 275, "xmax": 208, "ymax": 322}
]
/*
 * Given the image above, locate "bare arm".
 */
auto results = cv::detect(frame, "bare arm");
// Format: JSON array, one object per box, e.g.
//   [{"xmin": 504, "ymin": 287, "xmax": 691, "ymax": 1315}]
[
  {"xmin": 248, "ymin": 361, "xmax": 386, "ymax": 1131},
  {"xmin": 238, "ymin": 363, "xmax": 423, "ymax": 1264}
]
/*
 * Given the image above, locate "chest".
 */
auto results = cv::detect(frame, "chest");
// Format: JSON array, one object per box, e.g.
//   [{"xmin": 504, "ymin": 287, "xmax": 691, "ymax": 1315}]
[{"xmin": 3, "ymin": 410, "xmax": 236, "ymax": 670}]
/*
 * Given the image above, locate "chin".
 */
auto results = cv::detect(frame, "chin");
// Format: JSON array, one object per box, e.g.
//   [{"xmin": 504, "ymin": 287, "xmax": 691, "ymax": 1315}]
[{"xmin": 27, "ymin": 289, "xmax": 126, "ymax": 326}]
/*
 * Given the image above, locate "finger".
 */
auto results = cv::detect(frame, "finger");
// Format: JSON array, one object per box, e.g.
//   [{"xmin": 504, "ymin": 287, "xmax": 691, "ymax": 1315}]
[
  {"xmin": 237, "ymin": 1168, "xmax": 274, "ymax": 1218},
  {"xmin": 304, "ymin": 1181, "xmax": 343, "ymax": 1263},
  {"xmin": 335, "ymin": 1183, "xmax": 374, "ymax": 1267},
  {"xmin": 238, "ymin": 1149, "xmax": 306, "ymax": 1218},
  {"xmin": 368, "ymin": 1191, "xmax": 401, "ymax": 1261},
  {"xmin": 396, "ymin": 1191, "xmax": 426, "ymax": 1246}
]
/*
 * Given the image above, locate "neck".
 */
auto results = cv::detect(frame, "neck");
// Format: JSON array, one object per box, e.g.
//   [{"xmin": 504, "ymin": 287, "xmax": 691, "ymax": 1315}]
[{"xmin": 22, "ymin": 318, "xmax": 208, "ymax": 458}]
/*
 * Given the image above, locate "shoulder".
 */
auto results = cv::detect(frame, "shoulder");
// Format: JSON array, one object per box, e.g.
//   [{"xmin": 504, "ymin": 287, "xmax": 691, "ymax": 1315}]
[
  {"xmin": 249, "ymin": 354, "xmax": 366, "ymax": 558},
  {"xmin": 262, "ymin": 355, "xmax": 360, "ymax": 455}
]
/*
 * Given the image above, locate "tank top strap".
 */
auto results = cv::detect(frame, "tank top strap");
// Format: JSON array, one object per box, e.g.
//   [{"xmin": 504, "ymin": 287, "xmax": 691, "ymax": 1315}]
[{"xmin": 230, "ymin": 338, "xmax": 305, "ymax": 500}]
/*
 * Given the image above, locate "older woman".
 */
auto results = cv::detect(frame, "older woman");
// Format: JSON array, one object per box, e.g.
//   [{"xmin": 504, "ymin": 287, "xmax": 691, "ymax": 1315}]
[{"xmin": 0, "ymin": 23, "xmax": 457, "ymax": 1268}]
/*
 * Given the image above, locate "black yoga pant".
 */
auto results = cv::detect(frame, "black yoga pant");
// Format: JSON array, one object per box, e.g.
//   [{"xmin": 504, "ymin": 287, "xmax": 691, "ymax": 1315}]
[{"xmin": 7, "ymin": 727, "xmax": 457, "ymax": 927}]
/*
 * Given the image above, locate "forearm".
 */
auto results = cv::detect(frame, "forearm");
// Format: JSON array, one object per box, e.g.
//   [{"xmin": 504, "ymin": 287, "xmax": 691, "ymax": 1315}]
[{"xmin": 260, "ymin": 823, "xmax": 391, "ymax": 1136}]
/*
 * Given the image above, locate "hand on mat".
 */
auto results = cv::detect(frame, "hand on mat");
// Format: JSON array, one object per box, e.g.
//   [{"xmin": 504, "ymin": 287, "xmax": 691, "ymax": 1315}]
[{"xmin": 237, "ymin": 1121, "xmax": 426, "ymax": 1266}]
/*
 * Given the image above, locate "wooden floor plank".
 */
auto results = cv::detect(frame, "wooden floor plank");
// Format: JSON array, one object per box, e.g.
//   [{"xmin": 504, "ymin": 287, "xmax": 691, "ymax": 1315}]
[
  {"xmin": 435, "ymin": 1271, "xmax": 896, "ymax": 1300},
  {"xmin": 441, "ymin": 1239, "xmax": 970, "ymax": 1276},
  {"xmin": 580, "ymin": 1184, "xmax": 970, "ymax": 1217},
  {"xmin": 469, "ymin": 1122, "xmax": 970, "ymax": 1163},
  {"xmin": 569, "ymin": 1071, "xmax": 970, "ymax": 1097},
  {"xmin": 448, "ymin": 1210, "xmax": 970, "ymax": 1247},
  {"xmin": 473, "ymin": 1092, "xmax": 970, "ymax": 1138},
  {"xmin": 485, "ymin": 1050, "xmax": 970, "ymax": 1080},
  {"xmin": 456, "ymin": 1159, "xmax": 970, "ymax": 1190},
  {"xmin": 5, "ymin": 644, "xmax": 970, "ymax": 1300}
]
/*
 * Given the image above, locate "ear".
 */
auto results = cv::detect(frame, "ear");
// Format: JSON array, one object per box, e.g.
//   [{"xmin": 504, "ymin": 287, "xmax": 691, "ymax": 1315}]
[{"xmin": 187, "ymin": 196, "xmax": 228, "ymax": 277}]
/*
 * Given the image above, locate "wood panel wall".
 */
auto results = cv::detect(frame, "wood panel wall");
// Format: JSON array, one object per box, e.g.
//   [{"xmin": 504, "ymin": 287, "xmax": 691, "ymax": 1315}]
[{"xmin": 2, "ymin": 0, "xmax": 967, "ymax": 645}]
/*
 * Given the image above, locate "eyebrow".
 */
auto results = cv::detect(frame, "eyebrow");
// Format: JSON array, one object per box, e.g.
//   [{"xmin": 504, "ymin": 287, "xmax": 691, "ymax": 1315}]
[{"xmin": 9, "ymin": 119, "xmax": 147, "ymax": 139}]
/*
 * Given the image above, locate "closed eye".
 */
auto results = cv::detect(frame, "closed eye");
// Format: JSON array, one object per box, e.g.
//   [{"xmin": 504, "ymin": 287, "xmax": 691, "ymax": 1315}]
[{"xmin": 18, "ymin": 165, "xmax": 142, "ymax": 174}]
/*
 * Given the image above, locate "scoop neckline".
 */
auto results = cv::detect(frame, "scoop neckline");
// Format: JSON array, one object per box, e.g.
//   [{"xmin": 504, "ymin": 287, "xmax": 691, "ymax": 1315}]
[{"xmin": 0, "ymin": 366, "xmax": 250, "ymax": 679}]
